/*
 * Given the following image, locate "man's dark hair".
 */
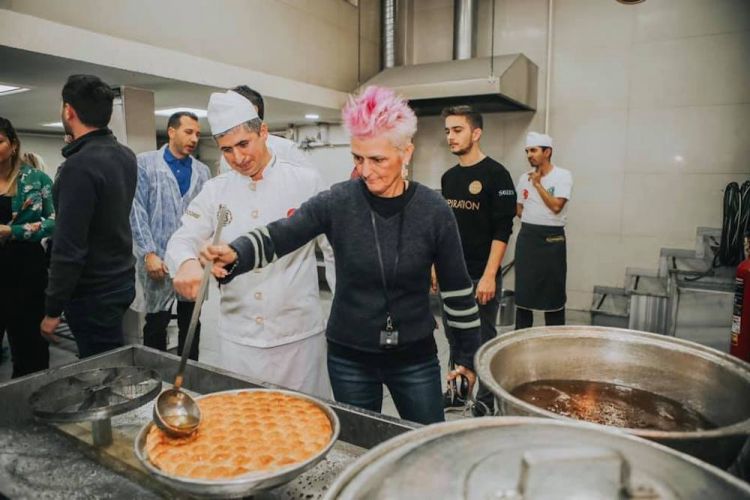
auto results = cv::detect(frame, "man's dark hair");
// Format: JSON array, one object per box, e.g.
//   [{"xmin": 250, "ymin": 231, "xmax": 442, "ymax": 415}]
[
  {"xmin": 167, "ymin": 111, "xmax": 199, "ymax": 130},
  {"xmin": 61, "ymin": 74, "xmax": 115, "ymax": 128},
  {"xmin": 441, "ymin": 105, "xmax": 483, "ymax": 130},
  {"xmin": 231, "ymin": 85, "xmax": 265, "ymax": 120}
]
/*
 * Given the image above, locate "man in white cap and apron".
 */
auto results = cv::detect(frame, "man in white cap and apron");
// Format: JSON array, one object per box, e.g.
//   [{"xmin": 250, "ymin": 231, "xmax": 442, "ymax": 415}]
[
  {"xmin": 514, "ymin": 132, "xmax": 573, "ymax": 328},
  {"xmin": 165, "ymin": 90, "xmax": 334, "ymax": 398}
]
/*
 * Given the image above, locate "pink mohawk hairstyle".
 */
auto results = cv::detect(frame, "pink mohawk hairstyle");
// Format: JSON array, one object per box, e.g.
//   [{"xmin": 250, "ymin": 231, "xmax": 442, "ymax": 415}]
[{"xmin": 342, "ymin": 86, "xmax": 417, "ymax": 148}]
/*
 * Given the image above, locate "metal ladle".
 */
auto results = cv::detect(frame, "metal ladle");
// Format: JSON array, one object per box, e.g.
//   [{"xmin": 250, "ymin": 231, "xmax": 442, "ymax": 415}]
[{"xmin": 153, "ymin": 205, "xmax": 229, "ymax": 437}]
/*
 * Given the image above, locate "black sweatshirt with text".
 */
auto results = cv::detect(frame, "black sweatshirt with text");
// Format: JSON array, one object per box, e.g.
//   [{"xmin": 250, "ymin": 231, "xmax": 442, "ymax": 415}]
[{"xmin": 440, "ymin": 156, "xmax": 517, "ymax": 279}]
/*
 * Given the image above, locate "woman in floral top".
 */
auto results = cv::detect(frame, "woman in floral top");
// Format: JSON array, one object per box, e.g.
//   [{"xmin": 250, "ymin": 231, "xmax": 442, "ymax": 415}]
[{"xmin": 0, "ymin": 116, "xmax": 54, "ymax": 377}]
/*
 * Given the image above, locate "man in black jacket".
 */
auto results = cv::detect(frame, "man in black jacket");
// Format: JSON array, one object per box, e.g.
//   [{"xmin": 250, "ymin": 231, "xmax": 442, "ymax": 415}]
[
  {"xmin": 438, "ymin": 105, "xmax": 517, "ymax": 416},
  {"xmin": 40, "ymin": 74, "xmax": 138, "ymax": 357}
]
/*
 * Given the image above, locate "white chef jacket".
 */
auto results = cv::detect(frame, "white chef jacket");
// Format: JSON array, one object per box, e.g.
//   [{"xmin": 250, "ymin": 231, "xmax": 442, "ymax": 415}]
[{"xmin": 165, "ymin": 154, "xmax": 335, "ymax": 349}]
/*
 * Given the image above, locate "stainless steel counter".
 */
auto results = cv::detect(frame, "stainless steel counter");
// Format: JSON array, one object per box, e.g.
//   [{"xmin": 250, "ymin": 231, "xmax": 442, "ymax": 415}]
[{"xmin": 0, "ymin": 346, "xmax": 418, "ymax": 499}]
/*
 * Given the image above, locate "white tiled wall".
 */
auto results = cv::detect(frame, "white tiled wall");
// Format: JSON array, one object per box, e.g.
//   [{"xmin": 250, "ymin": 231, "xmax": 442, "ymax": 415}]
[{"xmin": 409, "ymin": 0, "xmax": 750, "ymax": 310}]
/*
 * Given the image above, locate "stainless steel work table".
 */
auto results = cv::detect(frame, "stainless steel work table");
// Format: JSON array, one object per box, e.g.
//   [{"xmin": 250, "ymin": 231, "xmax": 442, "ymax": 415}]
[{"xmin": 0, "ymin": 345, "xmax": 419, "ymax": 499}]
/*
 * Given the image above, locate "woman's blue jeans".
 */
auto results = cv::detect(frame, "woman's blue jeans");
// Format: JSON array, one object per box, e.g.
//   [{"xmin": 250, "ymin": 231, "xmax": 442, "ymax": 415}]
[{"xmin": 327, "ymin": 351, "xmax": 445, "ymax": 425}]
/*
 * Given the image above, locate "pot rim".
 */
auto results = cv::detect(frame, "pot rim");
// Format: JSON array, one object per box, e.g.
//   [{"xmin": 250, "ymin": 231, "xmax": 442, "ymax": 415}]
[{"xmin": 475, "ymin": 326, "xmax": 750, "ymax": 439}]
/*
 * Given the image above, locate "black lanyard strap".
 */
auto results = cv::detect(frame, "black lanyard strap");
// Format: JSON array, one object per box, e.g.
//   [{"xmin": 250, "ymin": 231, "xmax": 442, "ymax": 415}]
[{"xmin": 369, "ymin": 210, "xmax": 405, "ymax": 325}]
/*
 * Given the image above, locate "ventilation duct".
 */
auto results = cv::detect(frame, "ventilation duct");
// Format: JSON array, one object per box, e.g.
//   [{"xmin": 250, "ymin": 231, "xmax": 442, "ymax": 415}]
[{"xmin": 366, "ymin": 0, "xmax": 538, "ymax": 116}]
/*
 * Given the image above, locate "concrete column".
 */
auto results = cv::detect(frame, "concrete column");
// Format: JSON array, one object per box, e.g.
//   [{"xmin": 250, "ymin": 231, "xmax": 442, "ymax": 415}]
[{"xmin": 109, "ymin": 86, "xmax": 156, "ymax": 347}]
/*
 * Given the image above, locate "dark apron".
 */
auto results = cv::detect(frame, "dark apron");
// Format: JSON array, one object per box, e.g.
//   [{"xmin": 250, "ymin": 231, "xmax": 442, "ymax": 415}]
[{"xmin": 515, "ymin": 222, "xmax": 567, "ymax": 311}]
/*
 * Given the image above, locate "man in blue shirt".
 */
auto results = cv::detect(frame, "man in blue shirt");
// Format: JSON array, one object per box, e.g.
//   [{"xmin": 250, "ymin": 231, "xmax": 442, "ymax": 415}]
[{"xmin": 130, "ymin": 112, "xmax": 211, "ymax": 359}]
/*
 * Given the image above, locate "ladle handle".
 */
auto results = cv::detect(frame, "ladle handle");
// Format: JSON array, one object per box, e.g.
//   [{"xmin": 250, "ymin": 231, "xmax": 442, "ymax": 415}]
[{"xmin": 173, "ymin": 205, "xmax": 228, "ymax": 390}]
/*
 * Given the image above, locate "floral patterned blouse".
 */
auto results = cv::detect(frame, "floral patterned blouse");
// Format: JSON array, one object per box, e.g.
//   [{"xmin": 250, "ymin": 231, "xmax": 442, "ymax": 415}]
[{"xmin": 6, "ymin": 164, "xmax": 55, "ymax": 241}]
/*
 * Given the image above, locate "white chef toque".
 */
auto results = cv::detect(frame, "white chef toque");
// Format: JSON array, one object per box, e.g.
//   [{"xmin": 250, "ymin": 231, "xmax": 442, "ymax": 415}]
[
  {"xmin": 525, "ymin": 131, "xmax": 553, "ymax": 149},
  {"xmin": 207, "ymin": 90, "xmax": 259, "ymax": 136}
]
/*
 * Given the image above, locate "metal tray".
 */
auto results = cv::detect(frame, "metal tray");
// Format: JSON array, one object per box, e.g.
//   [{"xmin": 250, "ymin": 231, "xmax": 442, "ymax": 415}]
[{"xmin": 134, "ymin": 388, "xmax": 341, "ymax": 498}]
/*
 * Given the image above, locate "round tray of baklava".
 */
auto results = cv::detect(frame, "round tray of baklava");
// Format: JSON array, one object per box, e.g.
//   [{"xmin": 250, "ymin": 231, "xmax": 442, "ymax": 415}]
[{"xmin": 134, "ymin": 388, "xmax": 340, "ymax": 498}]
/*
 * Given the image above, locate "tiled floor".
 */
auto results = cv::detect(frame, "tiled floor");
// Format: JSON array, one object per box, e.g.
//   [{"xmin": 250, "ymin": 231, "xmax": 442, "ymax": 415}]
[
  {"xmin": 0, "ymin": 334, "xmax": 79, "ymax": 382},
  {"xmin": 0, "ymin": 294, "xmax": 591, "ymax": 424}
]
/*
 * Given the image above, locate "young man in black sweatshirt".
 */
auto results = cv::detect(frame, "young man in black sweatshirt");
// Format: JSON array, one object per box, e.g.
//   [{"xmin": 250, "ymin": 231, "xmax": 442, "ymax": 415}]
[
  {"xmin": 438, "ymin": 105, "xmax": 517, "ymax": 416},
  {"xmin": 40, "ymin": 75, "xmax": 138, "ymax": 358}
]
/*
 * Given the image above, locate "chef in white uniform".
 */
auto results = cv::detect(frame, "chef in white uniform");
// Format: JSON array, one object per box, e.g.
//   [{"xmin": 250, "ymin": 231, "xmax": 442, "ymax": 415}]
[{"xmin": 166, "ymin": 90, "xmax": 334, "ymax": 398}]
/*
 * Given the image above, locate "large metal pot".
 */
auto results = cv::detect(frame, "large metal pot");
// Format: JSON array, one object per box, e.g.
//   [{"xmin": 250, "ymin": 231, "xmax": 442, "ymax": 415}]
[
  {"xmin": 475, "ymin": 326, "xmax": 750, "ymax": 469},
  {"xmin": 324, "ymin": 417, "xmax": 750, "ymax": 499}
]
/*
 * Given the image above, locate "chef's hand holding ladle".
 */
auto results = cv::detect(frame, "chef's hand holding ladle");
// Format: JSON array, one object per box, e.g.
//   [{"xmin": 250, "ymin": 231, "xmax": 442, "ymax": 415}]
[{"xmin": 153, "ymin": 205, "xmax": 228, "ymax": 438}]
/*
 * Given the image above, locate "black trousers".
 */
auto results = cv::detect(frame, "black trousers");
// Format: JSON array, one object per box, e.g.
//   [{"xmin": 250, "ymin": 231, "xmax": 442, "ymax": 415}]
[
  {"xmin": 0, "ymin": 283, "xmax": 50, "ymax": 378},
  {"xmin": 515, "ymin": 307, "xmax": 565, "ymax": 329},
  {"xmin": 143, "ymin": 301, "xmax": 200, "ymax": 361},
  {"xmin": 0, "ymin": 242, "xmax": 49, "ymax": 378},
  {"xmin": 64, "ymin": 281, "xmax": 135, "ymax": 358}
]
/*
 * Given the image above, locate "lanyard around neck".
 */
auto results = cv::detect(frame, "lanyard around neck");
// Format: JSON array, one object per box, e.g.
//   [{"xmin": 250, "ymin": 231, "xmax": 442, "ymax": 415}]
[{"xmin": 369, "ymin": 209, "xmax": 405, "ymax": 325}]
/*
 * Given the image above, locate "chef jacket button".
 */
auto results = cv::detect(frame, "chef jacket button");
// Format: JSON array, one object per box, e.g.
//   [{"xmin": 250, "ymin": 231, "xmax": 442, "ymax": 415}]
[
  {"xmin": 255, "ymin": 316, "xmax": 264, "ymax": 324},
  {"xmin": 254, "ymin": 292, "xmax": 263, "ymax": 300},
  {"xmin": 253, "ymin": 268, "xmax": 262, "ymax": 273},
  {"xmin": 251, "ymin": 210, "xmax": 259, "ymax": 218}
]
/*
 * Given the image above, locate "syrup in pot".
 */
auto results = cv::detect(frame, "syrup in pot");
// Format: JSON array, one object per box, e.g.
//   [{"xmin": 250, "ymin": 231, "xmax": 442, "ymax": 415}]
[{"xmin": 511, "ymin": 379, "xmax": 715, "ymax": 431}]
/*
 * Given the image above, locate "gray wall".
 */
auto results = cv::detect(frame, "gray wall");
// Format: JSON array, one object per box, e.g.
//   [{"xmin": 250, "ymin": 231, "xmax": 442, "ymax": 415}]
[{"xmin": 408, "ymin": 0, "xmax": 750, "ymax": 310}]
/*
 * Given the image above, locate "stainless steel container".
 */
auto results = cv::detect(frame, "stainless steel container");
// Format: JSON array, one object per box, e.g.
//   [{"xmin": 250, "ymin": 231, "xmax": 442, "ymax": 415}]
[
  {"xmin": 475, "ymin": 326, "xmax": 750, "ymax": 468},
  {"xmin": 134, "ymin": 388, "xmax": 341, "ymax": 498},
  {"xmin": 324, "ymin": 417, "xmax": 750, "ymax": 499},
  {"xmin": 497, "ymin": 289, "xmax": 516, "ymax": 327}
]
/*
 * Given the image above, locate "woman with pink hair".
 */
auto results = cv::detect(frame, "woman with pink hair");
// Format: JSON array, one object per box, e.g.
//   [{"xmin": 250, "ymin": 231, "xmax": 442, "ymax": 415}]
[{"xmin": 201, "ymin": 86, "xmax": 480, "ymax": 424}]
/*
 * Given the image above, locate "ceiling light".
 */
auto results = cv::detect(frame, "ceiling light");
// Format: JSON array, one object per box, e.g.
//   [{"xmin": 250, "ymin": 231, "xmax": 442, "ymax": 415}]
[
  {"xmin": 305, "ymin": 113, "xmax": 320, "ymax": 120},
  {"xmin": 0, "ymin": 84, "xmax": 30, "ymax": 96},
  {"xmin": 155, "ymin": 107, "xmax": 207, "ymax": 118},
  {"xmin": 42, "ymin": 122, "xmax": 64, "ymax": 128}
]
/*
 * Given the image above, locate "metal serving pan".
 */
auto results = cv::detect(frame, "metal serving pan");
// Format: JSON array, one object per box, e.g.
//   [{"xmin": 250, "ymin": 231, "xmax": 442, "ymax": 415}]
[{"xmin": 134, "ymin": 388, "xmax": 341, "ymax": 498}]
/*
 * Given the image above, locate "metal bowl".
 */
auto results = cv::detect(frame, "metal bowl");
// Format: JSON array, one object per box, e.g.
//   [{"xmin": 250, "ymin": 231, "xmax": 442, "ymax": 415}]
[
  {"xmin": 324, "ymin": 417, "xmax": 750, "ymax": 499},
  {"xmin": 475, "ymin": 326, "xmax": 750, "ymax": 468},
  {"xmin": 134, "ymin": 388, "xmax": 341, "ymax": 498}
]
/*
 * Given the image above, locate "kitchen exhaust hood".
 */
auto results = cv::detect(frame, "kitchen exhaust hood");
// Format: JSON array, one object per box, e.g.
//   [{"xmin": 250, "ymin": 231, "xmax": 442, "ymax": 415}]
[
  {"xmin": 362, "ymin": 53, "xmax": 538, "ymax": 116},
  {"xmin": 366, "ymin": 0, "xmax": 538, "ymax": 116}
]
